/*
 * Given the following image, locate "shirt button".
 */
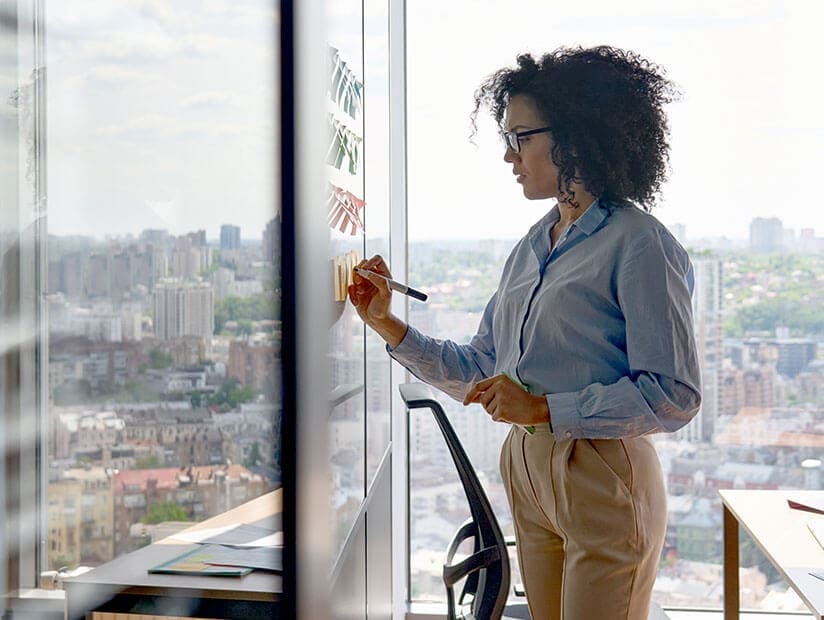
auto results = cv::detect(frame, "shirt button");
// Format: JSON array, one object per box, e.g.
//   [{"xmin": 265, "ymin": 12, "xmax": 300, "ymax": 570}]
[{"xmin": 564, "ymin": 431, "xmax": 572, "ymax": 439}]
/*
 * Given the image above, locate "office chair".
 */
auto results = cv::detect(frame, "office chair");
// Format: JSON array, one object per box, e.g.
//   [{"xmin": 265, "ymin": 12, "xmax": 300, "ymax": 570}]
[
  {"xmin": 400, "ymin": 382, "xmax": 520, "ymax": 620},
  {"xmin": 400, "ymin": 382, "xmax": 671, "ymax": 620}
]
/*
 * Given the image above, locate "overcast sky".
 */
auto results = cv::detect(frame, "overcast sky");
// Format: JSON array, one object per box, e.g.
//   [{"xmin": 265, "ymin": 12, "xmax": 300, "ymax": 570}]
[
  {"xmin": 46, "ymin": 0, "xmax": 278, "ymax": 240},
  {"xmin": 45, "ymin": 1, "xmax": 824, "ymax": 242},
  {"xmin": 407, "ymin": 0, "xmax": 824, "ymax": 241}
]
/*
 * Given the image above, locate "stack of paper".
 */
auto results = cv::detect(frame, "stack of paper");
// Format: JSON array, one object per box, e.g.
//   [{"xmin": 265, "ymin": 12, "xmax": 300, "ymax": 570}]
[{"xmin": 150, "ymin": 523, "xmax": 283, "ymax": 576}]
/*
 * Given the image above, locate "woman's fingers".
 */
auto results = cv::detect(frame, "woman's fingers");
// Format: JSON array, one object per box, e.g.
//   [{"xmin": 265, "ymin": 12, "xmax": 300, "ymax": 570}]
[
  {"xmin": 347, "ymin": 284, "xmax": 360, "ymax": 305},
  {"xmin": 463, "ymin": 375, "xmax": 499, "ymax": 405},
  {"xmin": 365, "ymin": 255, "xmax": 393, "ymax": 279},
  {"xmin": 353, "ymin": 255, "xmax": 393, "ymax": 288},
  {"xmin": 479, "ymin": 387, "xmax": 496, "ymax": 409}
]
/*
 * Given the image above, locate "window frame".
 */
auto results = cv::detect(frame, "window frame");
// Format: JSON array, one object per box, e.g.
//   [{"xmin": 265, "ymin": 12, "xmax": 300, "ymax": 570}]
[{"xmin": 1, "ymin": 0, "xmax": 48, "ymax": 603}]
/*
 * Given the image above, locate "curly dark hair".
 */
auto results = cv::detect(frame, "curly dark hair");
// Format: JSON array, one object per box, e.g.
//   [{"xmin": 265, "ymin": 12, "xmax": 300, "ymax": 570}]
[{"xmin": 471, "ymin": 46, "xmax": 679, "ymax": 210}]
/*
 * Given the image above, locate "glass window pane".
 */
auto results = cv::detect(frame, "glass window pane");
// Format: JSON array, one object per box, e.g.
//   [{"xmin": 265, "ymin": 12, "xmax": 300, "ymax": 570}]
[
  {"xmin": 363, "ymin": 0, "xmax": 391, "ymax": 487},
  {"xmin": 45, "ymin": 0, "xmax": 281, "ymax": 570},
  {"xmin": 407, "ymin": 1, "xmax": 824, "ymax": 612},
  {"xmin": 327, "ymin": 0, "xmax": 366, "ymax": 556}
]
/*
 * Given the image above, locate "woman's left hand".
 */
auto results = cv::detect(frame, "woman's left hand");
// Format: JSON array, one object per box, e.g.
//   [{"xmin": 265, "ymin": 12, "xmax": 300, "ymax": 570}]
[{"xmin": 463, "ymin": 374, "xmax": 550, "ymax": 426}]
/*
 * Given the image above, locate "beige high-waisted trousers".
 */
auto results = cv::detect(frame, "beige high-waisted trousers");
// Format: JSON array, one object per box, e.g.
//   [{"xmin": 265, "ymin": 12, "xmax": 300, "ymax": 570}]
[{"xmin": 500, "ymin": 424, "xmax": 667, "ymax": 620}]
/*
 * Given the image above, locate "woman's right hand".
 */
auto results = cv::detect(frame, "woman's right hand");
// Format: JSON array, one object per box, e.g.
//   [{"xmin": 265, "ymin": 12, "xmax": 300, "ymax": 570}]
[{"xmin": 348, "ymin": 254, "xmax": 394, "ymax": 327}]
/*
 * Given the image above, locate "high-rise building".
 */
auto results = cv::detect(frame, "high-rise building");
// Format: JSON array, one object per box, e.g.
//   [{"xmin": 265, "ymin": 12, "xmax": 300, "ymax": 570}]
[
  {"xmin": 129, "ymin": 247, "xmax": 156, "ymax": 291},
  {"xmin": 679, "ymin": 257, "xmax": 722, "ymax": 443},
  {"xmin": 186, "ymin": 230, "xmax": 207, "ymax": 247},
  {"xmin": 772, "ymin": 339, "xmax": 817, "ymax": 378},
  {"xmin": 110, "ymin": 250, "xmax": 133, "ymax": 301},
  {"xmin": 85, "ymin": 252, "xmax": 110, "ymax": 298},
  {"xmin": 228, "ymin": 340, "xmax": 279, "ymax": 390},
  {"xmin": 720, "ymin": 366, "xmax": 775, "ymax": 416},
  {"xmin": 211, "ymin": 267, "xmax": 235, "ymax": 301},
  {"xmin": 140, "ymin": 229, "xmax": 170, "ymax": 248},
  {"xmin": 262, "ymin": 216, "xmax": 281, "ymax": 264},
  {"xmin": 798, "ymin": 228, "xmax": 824, "ymax": 254},
  {"xmin": 749, "ymin": 217, "xmax": 784, "ymax": 253},
  {"xmin": 48, "ymin": 467, "xmax": 115, "ymax": 567},
  {"xmin": 153, "ymin": 279, "xmax": 214, "ymax": 340},
  {"xmin": 171, "ymin": 235, "xmax": 212, "ymax": 280},
  {"xmin": 220, "ymin": 224, "xmax": 241, "ymax": 251}
]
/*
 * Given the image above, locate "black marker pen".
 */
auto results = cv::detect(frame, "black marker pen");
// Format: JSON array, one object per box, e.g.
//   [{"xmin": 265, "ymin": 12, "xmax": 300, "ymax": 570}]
[{"xmin": 354, "ymin": 267, "xmax": 428, "ymax": 302}]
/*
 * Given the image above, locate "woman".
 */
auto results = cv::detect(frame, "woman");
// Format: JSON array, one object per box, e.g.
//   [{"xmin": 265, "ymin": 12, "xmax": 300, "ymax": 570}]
[{"xmin": 349, "ymin": 46, "xmax": 701, "ymax": 620}]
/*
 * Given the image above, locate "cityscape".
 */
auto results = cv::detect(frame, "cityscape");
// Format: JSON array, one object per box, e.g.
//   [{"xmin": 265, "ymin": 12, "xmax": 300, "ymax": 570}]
[
  {"xmin": 46, "ymin": 218, "xmax": 283, "ymax": 570},
  {"xmin": 44, "ymin": 212, "xmax": 823, "ymax": 611}
]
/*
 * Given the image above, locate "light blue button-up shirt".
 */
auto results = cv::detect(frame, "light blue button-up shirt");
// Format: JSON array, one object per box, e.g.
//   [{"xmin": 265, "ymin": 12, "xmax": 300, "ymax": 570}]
[{"xmin": 388, "ymin": 199, "xmax": 702, "ymax": 440}]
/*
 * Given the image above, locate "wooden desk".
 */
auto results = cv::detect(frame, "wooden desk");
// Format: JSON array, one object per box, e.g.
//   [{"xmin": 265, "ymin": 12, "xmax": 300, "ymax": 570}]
[
  {"xmin": 64, "ymin": 490, "xmax": 283, "ymax": 620},
  {"xmin": 720, "ymin": 489, "xmax": 824, "ymax": 620}
]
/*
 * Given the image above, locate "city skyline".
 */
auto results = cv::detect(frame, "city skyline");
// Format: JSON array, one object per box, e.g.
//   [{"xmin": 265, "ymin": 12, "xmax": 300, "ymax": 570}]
[{"xmin": 46, "ymin": 214, "xmax": 824, "ymax": 253}]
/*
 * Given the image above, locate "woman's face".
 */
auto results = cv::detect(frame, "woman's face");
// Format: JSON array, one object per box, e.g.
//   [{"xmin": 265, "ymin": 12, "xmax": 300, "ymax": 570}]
[{"xmin": 503, "ymin": 94, "xmax": 560, "ymax": 200}]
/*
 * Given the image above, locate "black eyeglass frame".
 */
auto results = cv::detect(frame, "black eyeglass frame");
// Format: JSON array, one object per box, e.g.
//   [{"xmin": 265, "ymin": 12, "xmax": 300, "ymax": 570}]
[{"xmin": 501, "ymin": 126, "xmax": 552, "ymax": 153}]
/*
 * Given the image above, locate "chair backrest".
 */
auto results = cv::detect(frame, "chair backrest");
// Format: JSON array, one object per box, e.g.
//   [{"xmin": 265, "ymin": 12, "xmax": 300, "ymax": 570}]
[{"xmin": 400, "ymin": 382, "xmax": 510, "ymax": 620}]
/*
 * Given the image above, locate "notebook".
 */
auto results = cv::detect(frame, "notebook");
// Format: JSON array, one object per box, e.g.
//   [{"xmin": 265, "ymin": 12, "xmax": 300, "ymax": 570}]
[{"xmin": 148, "ymin": 545, "xmax": 253, "ymax": 577}]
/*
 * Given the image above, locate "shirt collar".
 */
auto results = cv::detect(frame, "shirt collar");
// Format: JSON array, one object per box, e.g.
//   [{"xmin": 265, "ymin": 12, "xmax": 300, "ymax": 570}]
[
  {"xmin": 570, "ymin": 198, "xmax": 608, "ymax": 235},
  {"xmin": 529, "ymin": 198, "xmax": 609, "ymax": 254}
]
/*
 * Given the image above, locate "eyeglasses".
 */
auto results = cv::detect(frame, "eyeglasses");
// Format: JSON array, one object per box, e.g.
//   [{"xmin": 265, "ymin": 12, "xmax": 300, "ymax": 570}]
[{"xmin": 501, "ymin": 126, "xmax": 552, "ymax": 153}]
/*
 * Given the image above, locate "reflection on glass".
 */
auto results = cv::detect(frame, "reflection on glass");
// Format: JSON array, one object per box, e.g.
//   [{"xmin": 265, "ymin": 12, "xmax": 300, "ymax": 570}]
[
  {"xmin": 45, "ymin": 1, "xmax": 281, "ymax": 572},
  {"xmin": 363, "ymin": 0, "xmax": 391, "ymax": 486},
  {"xmin": 327, "ymin": 0, "xmax": 366, "ymax": 555}
]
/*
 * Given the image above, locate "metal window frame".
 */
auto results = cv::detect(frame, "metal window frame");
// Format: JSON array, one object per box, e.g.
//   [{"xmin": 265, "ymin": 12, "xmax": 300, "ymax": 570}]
[
  {"xmin": 1, "ymin": 0, "xmax": 47, "ymax": 609},
  {"xmin": 388, "ymin": 0, "xmax": 410, "ymax": 617},
  {"xmin": 281, "ymin": 0, "xmax": 333, "ymax": 618}
]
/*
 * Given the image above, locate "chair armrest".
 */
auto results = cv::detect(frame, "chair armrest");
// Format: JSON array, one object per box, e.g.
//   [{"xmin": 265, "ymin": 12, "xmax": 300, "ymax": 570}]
[
  {"xmin": 445, "ymin": 520, "xmax": 477, "ymax": 566},
  {"xmin": 443, "ymin": 545, "xmax": 502, "ymax": 588}
]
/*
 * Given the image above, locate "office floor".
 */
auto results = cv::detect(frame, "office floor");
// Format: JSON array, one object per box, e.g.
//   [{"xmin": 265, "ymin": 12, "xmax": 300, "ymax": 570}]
[
  {"xmin": 407, "ymin": 604, "xmax": 814, "ymax": 619},
  {"xmin": 665, "ymin": 611, "xmax": 811, "ymax": 619}
]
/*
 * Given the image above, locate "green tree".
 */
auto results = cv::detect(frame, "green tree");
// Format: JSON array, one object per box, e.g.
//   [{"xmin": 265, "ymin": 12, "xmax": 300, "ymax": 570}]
[
  {"xmin": 237, "ymin": 318, "xmax": 254, "ymax": 336},
  {"xmin": 53, "ymin": 378, "xmax": 92, "ymax": 406},
  {"xmin": 209, "ymin": 379, "xmax": 258, "ymax": 409},
  {"xmin": 134, "ymin": 455, "xmax": 162, "ymax": 469},
  {"xmin": 142, "ymin": 501, "xmax": 190, "ymax": 524},
  {"xmin": 722, "ymin": 252, "xmax": 824, "ymax": 338},
  {"xmin": 148, "ymin": 349, "xmax": 173, "ymax": 369},
  {"xmin": 740, "ymin": 530, "xmax": 780, "ymax": 584},
  {"xmin": 214, "ymin": 292, "xmax": 279, "ymax": 334},
  {"xmin": 245, "ymin": 442, "xmax": 264, "ymax": 467}
]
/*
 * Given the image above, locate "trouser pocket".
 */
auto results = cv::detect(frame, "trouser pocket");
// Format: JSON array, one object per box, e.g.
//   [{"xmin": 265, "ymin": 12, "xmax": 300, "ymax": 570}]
[{"xmin": 559, "ymin": 438, "xmax": 638, "ymax": 549}]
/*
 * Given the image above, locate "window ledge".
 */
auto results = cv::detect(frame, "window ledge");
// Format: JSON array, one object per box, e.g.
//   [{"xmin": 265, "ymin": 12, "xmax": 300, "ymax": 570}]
[{"xmin": 4, "ymin": 588, "xmax": 65, "ymax": 619}]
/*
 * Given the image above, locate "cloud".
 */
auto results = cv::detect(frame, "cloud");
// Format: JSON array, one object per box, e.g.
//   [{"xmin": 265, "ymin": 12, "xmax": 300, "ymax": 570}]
[
  {"xmin": 80, "ymin": 33, "xmax": 180, "ymax": 63},
  {"xmin": 95, "ymin": 114, "xmax": 174, "ymax": 140},
  {"xmin": 77, "ymin": 31, "xmax": 232, "ymax": 66},
  {"xmin": 126, "ymin": 0, "xmax": 185, "ymax": 30},
  {"xmin": 84, "ymin": 64, "xmax": 150, "ymax": 86},
  {"xmin": 181, "ymin": 91, "xmax": 239, "ymax": 111}
]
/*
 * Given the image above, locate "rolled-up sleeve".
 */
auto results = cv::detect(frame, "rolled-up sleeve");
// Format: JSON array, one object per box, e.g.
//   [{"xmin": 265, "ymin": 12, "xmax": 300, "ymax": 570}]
[
  {"xmin": 387, "ymin": 292, "xmax": 498, "ymax": 401},
  {"xmin": 548, "ymin": 228, "xmax": 702, "ymax": 439}
]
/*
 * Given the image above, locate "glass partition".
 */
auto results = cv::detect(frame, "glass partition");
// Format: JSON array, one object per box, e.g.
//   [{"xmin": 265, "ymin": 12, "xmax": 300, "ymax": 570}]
[{"xmin": 327, "ymin": 0, "xmax": 367, "ymax": 556}]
